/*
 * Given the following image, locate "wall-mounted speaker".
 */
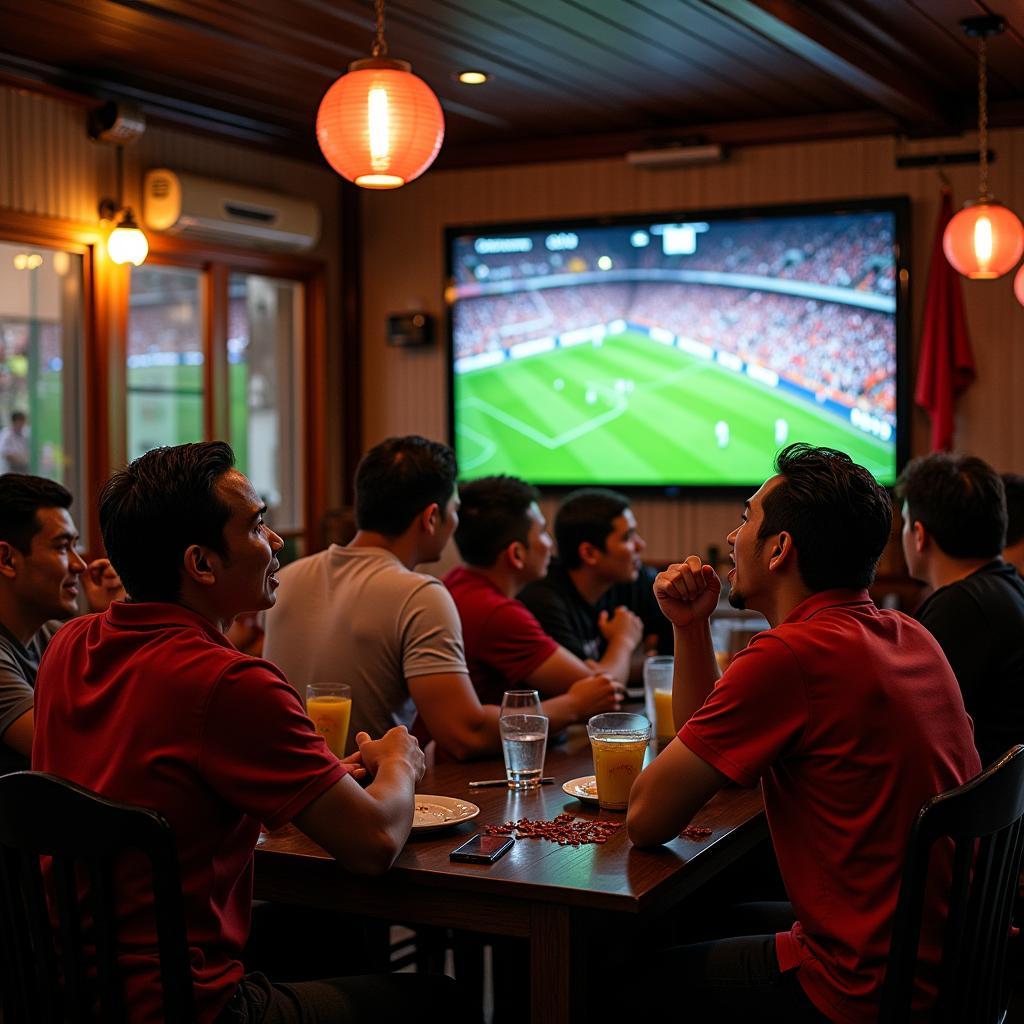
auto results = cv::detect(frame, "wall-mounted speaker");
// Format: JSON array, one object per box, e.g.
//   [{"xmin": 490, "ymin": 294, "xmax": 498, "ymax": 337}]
[{"xmin": 387, "ymin": 312, "xmax": 434, "ymax": 348}]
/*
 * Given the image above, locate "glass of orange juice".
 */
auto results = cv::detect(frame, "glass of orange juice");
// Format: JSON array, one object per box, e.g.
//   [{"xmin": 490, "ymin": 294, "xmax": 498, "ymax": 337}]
[
  {"xmin": 305, "ymin": 683, "xmax": 352, "ymax": 757},
  {"xmin": 643, "ymin": 655, "xmax": 675, "ymax": 745},
  {"xmin": 586, "ymin": 713, "xmax": 651, "ymax": 812}
]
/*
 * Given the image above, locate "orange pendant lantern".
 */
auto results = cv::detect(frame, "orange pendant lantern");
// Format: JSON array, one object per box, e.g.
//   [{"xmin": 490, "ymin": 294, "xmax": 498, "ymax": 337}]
[
  {"xmin": 943, "ymin": 199, "xmax": 1024, "ymax": 279},
  {"xmin": 942, "ymin": 16, "xmax": 1024, "ymax": 280},
  {"xmin": 316, "ymin": 0, "xmax": 444, "ymax": 190},
  {"xmin": 1014, "ymin": 263, "xmax": 1024, "ymax": 307}
]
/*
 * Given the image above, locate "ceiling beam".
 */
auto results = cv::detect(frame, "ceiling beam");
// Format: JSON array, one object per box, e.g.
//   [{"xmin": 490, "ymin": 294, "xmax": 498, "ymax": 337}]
[
  {"xmin": 699, "ymin": 0, "xmax": 952, "ymax": 132},
  {"xmin": 436, "ymin": 109, "xmax": 900, "ymax": 171}
]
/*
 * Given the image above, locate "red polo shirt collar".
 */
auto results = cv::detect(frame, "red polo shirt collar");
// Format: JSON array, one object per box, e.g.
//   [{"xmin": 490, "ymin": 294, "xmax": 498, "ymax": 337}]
[
  {"xmin": 780, "ymin": 588, "xmax": 874, "ymax": 626},
  {"xmin": 105, "ymin": 600, "xmax": 230, "ymax": 645}
]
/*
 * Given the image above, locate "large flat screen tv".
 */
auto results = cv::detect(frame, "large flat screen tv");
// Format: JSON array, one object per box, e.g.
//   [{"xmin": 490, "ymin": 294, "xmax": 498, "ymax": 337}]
[{"xmin": 447, "ymin": 198, "xmax": 909, "ymax": 490}]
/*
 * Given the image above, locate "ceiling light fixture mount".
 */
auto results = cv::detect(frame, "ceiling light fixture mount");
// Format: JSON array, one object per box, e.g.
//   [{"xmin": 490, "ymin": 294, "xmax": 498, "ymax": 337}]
[
  {"xmin": 942, "ymin": 15, "xmax": 1024, "ymax": 280},
  {"xmin": 316, "ymin": 0, "xmax": 445, "ymax": 189}
]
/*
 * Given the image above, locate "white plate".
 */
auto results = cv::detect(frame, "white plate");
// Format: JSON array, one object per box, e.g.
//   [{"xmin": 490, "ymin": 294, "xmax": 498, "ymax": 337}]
[
  {"xmin": 562, "ymin": 775, "xmax": 600, "ymax": 805},
  {"xmin": 412, "ymin": 795, "xmax": 480, "ymax": 832}
]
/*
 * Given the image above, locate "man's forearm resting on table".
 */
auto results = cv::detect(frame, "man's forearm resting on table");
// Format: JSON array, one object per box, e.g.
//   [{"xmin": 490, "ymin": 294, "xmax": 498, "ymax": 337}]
[
  {"xmin": 294, "ymin": 766, "xmax": 416, "ymax": 875},
  {"xmin": 627, "ymin": 738, "xmax": 728, "ymax": 847}
]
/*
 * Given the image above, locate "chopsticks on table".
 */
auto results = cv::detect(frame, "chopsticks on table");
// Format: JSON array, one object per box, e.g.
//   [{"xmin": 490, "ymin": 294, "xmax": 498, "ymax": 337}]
[{"xmin": 468, "ymin": 777, "xmax": 555, "ymax": 788}]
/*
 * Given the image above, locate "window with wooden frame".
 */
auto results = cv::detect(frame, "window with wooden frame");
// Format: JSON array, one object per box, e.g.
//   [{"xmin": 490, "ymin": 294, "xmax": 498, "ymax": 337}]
[
  {"xmin": 0, "ymin": 211, "xmax": 328, "ymax": 559},
  {"xmin": 123, "ymin": 236, "xmax": 327, "ymax": 561}
]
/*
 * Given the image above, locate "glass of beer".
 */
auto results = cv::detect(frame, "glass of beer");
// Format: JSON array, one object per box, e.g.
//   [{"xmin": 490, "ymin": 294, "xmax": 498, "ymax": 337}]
[
  {"xmin": 643, "ymin": 655, "xmax": 675, "ymax": 745},
  {"xmin": 305, "ymin": 683, "xmax": 352, "ymax": 757},
  {"xmin": 499, "ymin": 690, "xmax": 548, "ymax": 790},
  {"xmin": 587, "ymin": 712, "xmax": 651, "ymax": 811}
]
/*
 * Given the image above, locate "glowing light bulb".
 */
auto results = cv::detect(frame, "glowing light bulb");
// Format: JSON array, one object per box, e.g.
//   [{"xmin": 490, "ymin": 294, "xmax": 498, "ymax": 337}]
[
  {"xmin": 369, "ymin": 87, "xmax": 390, "ymax": 167},
  {"xmin": 108, "ymin": 224, "xmax": 149, "ymax": 266},
  {"xmin": 974, "ymin": 216, "xmax": 993, "ymax": 268}
]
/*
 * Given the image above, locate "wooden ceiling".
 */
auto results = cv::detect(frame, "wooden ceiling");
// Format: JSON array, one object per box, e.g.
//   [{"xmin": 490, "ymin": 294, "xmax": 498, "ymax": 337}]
[{"xmin": 1, "ymin": 0, "xmax": 1023, "ymax": 168}]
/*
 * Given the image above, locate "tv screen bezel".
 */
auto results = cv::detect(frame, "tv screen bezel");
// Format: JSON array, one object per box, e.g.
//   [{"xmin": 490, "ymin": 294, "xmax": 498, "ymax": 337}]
[{"xmin": 445, "ymin": 195, "xmax": 911, "ymax": 495}]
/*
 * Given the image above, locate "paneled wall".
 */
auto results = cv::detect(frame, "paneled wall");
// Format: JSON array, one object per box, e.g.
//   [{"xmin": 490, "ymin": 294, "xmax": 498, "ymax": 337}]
[
  {"xmin": 361, "ymin": 131, "xmax": 1024, "ymax": 565},
  {"xmin": 0, "ymin": 85, "xmax": 346, "ymax": 505}
]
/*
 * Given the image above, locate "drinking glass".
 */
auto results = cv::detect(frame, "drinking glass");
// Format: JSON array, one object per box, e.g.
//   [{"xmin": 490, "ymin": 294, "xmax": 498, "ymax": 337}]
[
  {"xmin": 643, "ymin": 655, "xmax": 675, "ymax": 744},
  {"xmin": 499, "ymin": 690, "xmax": 547, "ymax": 790},
  {"xmin": 587, "ymin": 712, "xmax": 651, "ymax": 811},
  {"xmin": 305, "ymin": 683, "xmax": 352, "ymax": 757}
]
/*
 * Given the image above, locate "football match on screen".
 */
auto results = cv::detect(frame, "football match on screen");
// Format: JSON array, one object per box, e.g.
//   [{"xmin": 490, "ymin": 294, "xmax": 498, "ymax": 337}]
[{"xmin": 449, "ymin": 208, "xmax": 900, "ymax": 489}]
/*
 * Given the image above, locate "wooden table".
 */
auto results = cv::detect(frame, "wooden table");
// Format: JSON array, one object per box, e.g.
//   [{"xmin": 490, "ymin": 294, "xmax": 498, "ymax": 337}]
[{"xmin": 255, "ymin": 729, "xmax": 766, "ymax": 1022}]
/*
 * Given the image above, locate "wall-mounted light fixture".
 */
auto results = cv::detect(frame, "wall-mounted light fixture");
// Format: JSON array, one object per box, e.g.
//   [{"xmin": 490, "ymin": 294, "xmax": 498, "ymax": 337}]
[{"xmin": 90, "ymin": 102, "xmax": 149, "ymax": 266}]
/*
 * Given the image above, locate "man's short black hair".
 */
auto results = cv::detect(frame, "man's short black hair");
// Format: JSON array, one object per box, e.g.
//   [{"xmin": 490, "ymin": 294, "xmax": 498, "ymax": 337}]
[
  {"xmin": 758, "ymin": 443, "xmax": 892, "ymax": 592},
  {"xmin": 10, "ymin": 411, "xmax": 26, "ymax": 424},
  {"xmin": 555, "ymin": 488, "xmax": 630, "ymax": 570},
  {"xmin": 454, "ymin": 475, "xmax": 540, "ymax": 567},
  {"xmin": 99, "ymin": 442, "xmax": 236, "ymax": 603},
  {"xmin": 1003, "ymin": 473, "xmax": 1024, "ymax": 548},
  {"xmin": 895, "ymin": 453, "xmax": 1006, "ymax": 560},
  {"xmin": 354, "ymin": 436, "xmax": 457, "ymax": 538},
  {"xmin": 0, "ymin": 474, "xmax": 73, "ymax": 553}
]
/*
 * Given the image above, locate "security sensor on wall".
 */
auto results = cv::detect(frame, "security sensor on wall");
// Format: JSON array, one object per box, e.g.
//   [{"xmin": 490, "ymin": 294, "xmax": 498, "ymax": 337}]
[{"xmin": 387, "ymin": 312, "xmax": 434, "ymax": 348}]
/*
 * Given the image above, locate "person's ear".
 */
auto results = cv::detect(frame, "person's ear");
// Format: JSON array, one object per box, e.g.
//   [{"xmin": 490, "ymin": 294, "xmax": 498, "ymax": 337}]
[
  {"xmin": 0, "ymin": 541, "xmax": 20, "ymax": 580},
  {"xmin": 578, "ymin": 541, "xmax": 600, "ymax": 568},
  {"xmin": 912, "ymin": 521, "xmax": 928, "ymax": 554},
  {"xmin": 419, "ymin": 502, "xmax": 440, "ymax": 536},
  {"xmin": 507, "ymin": 540, "xmax": 526, "ymax": 571},
  {"xmin": 182, "ymin": 544, "xmax": 217, "ymax": 587},
  {"xmin": 768, "ymin": 531, "xmax": 796, "ymax": 573}
]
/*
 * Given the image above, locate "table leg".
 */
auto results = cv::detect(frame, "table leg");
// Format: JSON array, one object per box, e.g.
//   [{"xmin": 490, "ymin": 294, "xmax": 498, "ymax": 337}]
[{"xmin": 530, "ymin": 903, "xmax": 587, "ymax": 1022}]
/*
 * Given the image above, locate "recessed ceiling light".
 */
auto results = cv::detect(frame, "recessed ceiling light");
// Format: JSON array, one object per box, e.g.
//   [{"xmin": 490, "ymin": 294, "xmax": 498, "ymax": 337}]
[{"xmin": 457, "ymin": 71, "xmax": 489, "ymax": 85}]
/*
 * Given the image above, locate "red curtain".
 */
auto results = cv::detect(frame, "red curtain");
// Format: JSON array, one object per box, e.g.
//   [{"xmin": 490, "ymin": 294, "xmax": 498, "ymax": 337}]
[{"xmin": 914, "ymin": 191, "xmax": 976, "ymax": 451}]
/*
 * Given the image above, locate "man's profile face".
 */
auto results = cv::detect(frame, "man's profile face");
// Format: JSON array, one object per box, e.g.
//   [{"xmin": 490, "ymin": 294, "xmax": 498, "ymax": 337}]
[
  {"xmin": 14, "ymin": 507, "xmax": 87, "ymax": 622},
  {"xmin": 899, "ymin": 501, "xmax": 925, "ymax": 582},
  {"xmin": 726, "ymin": 477, "xmax": 779, "ymax": 612},
  {"xmin": 213, "ymin": 470, "xmax": 284, "ymax": 615},
  {"xmin": 424, "ymin": 488, "xmax": 460, "ymax": 563},
  {"xmin": 521, "ymin": 502, "xmax": 553, "ymax": 582},
  {"xmin": 591, "ymin": 508, "xmax": 645, "ymax": 584}
]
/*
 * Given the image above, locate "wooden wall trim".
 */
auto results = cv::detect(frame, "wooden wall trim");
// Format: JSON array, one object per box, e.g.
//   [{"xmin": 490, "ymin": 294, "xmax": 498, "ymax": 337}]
[{"xmin": 338, "ymin": 180, "xmax": 362, "ymax": 508}]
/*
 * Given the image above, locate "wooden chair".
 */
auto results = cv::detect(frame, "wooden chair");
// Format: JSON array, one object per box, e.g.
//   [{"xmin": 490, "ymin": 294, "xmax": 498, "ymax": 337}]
[
  {"xmin": 880, "ymin": 744, "xmax": 1024, "ymax": 1024},
  {"xmin": 0, "ymin": 771, "xmax": 195, "ymax": 1023}
]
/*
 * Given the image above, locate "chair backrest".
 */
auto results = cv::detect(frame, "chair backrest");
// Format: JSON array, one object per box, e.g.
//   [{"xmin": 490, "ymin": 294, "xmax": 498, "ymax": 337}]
[
  {"xmin": 880, "ymin": 744, "xmax": 1024, "ymax": 1024},
  {"xmin": 0, "ymin": 771, "xmax": 196, "ymax": 1023}
]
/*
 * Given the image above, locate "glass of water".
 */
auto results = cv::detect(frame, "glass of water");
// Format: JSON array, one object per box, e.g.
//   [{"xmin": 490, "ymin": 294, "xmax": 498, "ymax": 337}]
[{"xmin": 499, "ymin": 690, "xmax": 548, "ymax": 790}]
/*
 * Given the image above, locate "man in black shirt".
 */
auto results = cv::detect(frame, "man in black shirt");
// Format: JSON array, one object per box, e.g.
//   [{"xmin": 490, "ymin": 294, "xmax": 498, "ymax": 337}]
[
  {"xmin": 519, "ymin": 488, "xmax": 647, "ymax": 685},
  {"xmin": 1004, "ymin": 472, "xmax": 1024, "ymax": 577},
  {"xmin": 897, "ymin": 454, "xmax": 1024, "ymax": 765}
]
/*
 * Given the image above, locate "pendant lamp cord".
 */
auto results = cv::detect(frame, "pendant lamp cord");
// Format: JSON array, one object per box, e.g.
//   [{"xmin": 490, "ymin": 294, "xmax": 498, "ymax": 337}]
[
  {"xmin": 371, "ymin": 0, "xmax": 388, "ymax": 57},
  {"xmin": 978, "ymin": 33, "xmax": 989, "ymax": 198}
]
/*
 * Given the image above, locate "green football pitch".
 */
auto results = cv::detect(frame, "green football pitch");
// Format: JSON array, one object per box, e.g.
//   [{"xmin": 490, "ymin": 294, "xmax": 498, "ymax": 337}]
[{"xmin": 454, "ymin": 331, "xmax": 894, "ymax": 486}]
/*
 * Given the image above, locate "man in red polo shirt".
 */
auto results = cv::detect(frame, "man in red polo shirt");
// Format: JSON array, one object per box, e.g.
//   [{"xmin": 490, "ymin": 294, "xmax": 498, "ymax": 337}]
[
  {"xmin": 627, "ymin": 444, "xmax": 980, "ymax": 1024},
  {"xmin": 443, "ymin": 474, "xmax": 623, "ymax": 707},
  {"xmin": 32, "ymin": 442, "xmax": 459, "ymax": 1024}
]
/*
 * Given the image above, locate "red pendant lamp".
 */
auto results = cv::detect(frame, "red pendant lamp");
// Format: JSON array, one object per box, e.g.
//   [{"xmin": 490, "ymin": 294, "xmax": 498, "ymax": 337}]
[
  {"xmin": 1014, "ymin": 263, "xmax": 1024, "ymax": 307},
  {"xmin": 943, "ymin": 16, "xmax": 1024, "ymax": 280},
  {"xmin": 316, "ymin": 0, "xmax": 444, "ymax": 190}
]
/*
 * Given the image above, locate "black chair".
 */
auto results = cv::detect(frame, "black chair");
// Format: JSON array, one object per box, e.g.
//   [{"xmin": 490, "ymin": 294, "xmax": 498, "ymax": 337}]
[
  {"xmin": 880, "ymin": 744, "xmax": 1024, "ymax": 1024},
  {"xmin": 0, "ymin": 771, "xmax": 195, "ymax": 1023}
]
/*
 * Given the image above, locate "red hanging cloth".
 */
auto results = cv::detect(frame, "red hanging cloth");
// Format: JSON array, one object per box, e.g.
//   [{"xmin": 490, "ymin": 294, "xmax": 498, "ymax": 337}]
[{"xmin": 914, "ymin": 191, "xmax": 976, "ymax": 452}]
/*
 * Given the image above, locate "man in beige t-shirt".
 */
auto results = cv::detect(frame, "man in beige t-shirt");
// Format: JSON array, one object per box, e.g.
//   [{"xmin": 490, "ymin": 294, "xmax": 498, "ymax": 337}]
[{"xmin": 264, "ymin": 435, "xmax": 620, "ymax": 760}]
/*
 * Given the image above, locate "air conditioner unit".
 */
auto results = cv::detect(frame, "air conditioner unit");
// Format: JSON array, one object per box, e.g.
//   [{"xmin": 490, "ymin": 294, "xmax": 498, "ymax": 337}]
[{"xmin": 143, "ymin": 169, "xmax": 321, "ymax": 252}]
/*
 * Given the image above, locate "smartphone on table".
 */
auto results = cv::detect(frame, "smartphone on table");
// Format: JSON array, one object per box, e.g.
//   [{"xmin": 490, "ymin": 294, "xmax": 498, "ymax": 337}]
[{"xmin": 450, "ymin": 833, "xmax": 514, "ymax": 864}]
